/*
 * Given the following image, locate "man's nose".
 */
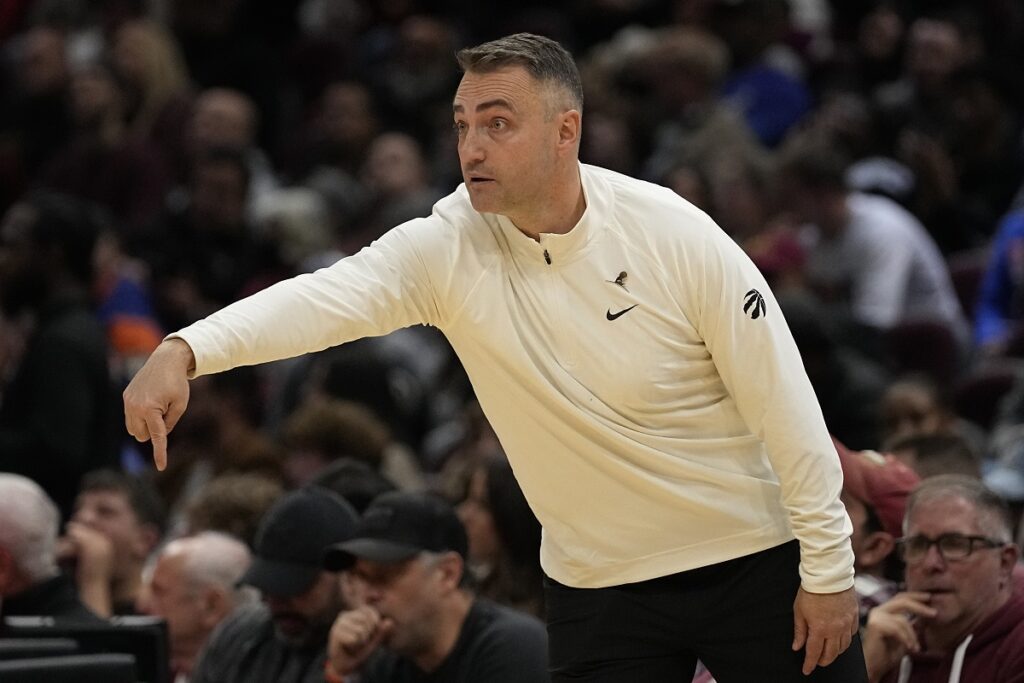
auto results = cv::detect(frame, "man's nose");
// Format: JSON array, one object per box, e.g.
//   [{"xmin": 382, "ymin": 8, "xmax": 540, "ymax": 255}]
[
  {"xmin": 458, "ymin": 127, "xmax": 486, "ymax": 164},
  {"xmin": 920, "ymin": 543, "xmax": 947, "ymax": 571}
]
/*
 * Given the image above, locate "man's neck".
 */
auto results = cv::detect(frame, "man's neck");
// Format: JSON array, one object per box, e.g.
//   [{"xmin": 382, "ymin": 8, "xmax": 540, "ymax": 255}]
[
  {"xmin": 413, "ymin": 591, "xmax": 474, "ymax": 672},
  {"xmin": 507, "ymin": 165, "xmax": 585, "ymax": 241}
]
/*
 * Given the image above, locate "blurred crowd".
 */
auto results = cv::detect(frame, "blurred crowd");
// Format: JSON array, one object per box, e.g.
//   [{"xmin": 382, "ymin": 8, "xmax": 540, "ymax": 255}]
[{"xmin": 2, "ymin": 0, "xmax": 1024, "ymax": 681}]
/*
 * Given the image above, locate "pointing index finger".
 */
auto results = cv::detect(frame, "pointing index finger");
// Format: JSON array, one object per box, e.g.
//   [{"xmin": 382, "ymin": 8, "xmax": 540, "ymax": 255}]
[{"xmin": 145, "ymin": 410, "xmax": 168, "ymax": 471}]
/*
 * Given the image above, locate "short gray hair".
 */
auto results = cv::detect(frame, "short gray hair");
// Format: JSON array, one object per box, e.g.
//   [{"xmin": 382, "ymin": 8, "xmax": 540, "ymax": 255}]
[
  {"xmin": 164, "ymin": 532, "xmax": 254, "ymax": 604},
  {"xmin": 905, "ymin": 475, "xmax": 1014, "ymax": 543},
  {"xmin": 0, "ymin": 474, "xmax": 60, "ymax": 582},
  {"xmin": 456, "ymin": 33, "xmax": 583, "ymax": 113}
]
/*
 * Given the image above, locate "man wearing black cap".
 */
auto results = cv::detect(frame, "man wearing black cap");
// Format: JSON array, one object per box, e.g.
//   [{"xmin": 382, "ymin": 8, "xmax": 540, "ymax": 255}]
[
  {"xmin": 190, "ymin": 487, "xmax": 359, "ymax": 683},
  {"xmin": 322, "ymin": 491, "xmax": 548, "ymax": 682}
]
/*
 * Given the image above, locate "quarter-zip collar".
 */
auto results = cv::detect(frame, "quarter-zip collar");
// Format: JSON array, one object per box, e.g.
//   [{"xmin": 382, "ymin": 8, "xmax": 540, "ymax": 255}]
[{"xmin": 495, "ymin": 163, "xmax": 611, "ymax": 265}]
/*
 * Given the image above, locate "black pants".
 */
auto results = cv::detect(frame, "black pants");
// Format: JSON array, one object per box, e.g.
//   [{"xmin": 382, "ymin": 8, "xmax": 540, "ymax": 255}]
[{"xmin": 545, "ymin": 541, "xmax": 868, "ymax": 682}]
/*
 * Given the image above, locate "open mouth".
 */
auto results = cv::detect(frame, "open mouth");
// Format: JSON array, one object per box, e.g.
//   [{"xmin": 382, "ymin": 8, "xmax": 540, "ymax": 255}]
[{"xmin": 467, "ymin": 175, "xmax": 495, "ymax": 185}]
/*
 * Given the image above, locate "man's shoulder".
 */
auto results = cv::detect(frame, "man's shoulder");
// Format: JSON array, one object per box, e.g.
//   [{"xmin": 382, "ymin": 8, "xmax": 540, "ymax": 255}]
[
  {"xmin": 467, "ymin": 599, "xmax": 546, "ymax": 643},
  {"xmin": 201, "ymin": 602, "xmax": 274, "ymax": 657}
]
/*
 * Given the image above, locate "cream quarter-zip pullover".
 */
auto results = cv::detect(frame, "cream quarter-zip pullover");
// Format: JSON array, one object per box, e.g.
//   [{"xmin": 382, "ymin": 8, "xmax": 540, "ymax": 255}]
[{"xmin": 174, "ymin": 164, "xmax": 854, "ymax": 592}]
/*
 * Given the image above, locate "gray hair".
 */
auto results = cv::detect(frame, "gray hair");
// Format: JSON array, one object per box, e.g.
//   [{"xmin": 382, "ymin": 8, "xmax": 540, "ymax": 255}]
[
  {"xmin": 905, "ymin": 475, "xmax": 1014, "ymax": 543},
  {"xmin": 456, "ymin": 33, "xmax": 583, "ymax": 113},
  {"xmin": 0, "ymin": 474, "xmax": 60, "ymax": 582},
  {"xmin": 163, "ymin": 532, "xmax": 255, "ymax": 605}
]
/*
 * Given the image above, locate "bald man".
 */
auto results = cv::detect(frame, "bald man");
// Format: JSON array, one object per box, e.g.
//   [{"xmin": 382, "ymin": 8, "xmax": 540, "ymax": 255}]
[{"xmin": 138, "ymin": 532, "xmax": 253, "ymax": 681}]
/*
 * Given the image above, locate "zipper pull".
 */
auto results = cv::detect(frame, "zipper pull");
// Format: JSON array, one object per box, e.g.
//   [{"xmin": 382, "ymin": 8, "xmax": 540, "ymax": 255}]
[{"xmin": 543, "ymin": 249, "xmax": 551, "ymax": 265}]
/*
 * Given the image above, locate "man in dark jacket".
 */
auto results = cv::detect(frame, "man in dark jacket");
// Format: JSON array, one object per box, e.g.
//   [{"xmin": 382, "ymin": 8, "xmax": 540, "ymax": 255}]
[
  {"xmin": 0, "ymin": 193, "xmax": 120, "ymax": 519},
  {"xmin": 189, "ymin": 487, "xmax": 358, "ymax": 683},
  {"xmin": 322, "ymin": 491, "xmax": 549, "ymax": 682}
]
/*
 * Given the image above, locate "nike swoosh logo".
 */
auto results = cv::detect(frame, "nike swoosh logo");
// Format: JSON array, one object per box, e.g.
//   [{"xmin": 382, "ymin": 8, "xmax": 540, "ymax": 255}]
[{"xmin": 606, "ymin": 304, "xmax": 638, "ymax": 321}]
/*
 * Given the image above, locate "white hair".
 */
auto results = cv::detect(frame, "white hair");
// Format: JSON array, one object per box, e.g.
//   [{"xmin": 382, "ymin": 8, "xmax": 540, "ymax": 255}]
[
  {"xmin": 0, "ymin": 474, "xmax": 60, "ymax": 582},
  {"xmin": 163, "ymin": 532, "xmax": 254, "ymax": 605}
]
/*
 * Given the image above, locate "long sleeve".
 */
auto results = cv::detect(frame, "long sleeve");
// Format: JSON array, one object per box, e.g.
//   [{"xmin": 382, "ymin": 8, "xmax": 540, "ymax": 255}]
[
  {"xmin": 172, "ymin": 218, "xmax": 447, "ymax": 378},
  {"xmin": 695, "ymin": 221, "xmax": 854, "ymax": 593}
]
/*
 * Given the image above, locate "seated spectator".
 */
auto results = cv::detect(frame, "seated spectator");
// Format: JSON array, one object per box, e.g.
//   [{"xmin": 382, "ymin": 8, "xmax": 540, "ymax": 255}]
[
  {"xmin": 457, "ymin": 451, "xmax": 544, "ymax": 618},
  {"xmin": 0, "ymin": 473, "xmax": 99, "ymax": 621},
  {"xmin": 862, "ymin": 475, "xmax": 1024, "ymax": 682},
  {"xmin": 60, "ymin": 469, "xmax": 166, "ymax": 617},
  {"xmin": 974, "ymin": 208, "xmax": 1024, "ymax": 356},
  {"xmin": 779, "ymin": 140, "xmax": 968, "ymax": 346},
  {"xmin": 322, "ymin": 491, "xmax": 549, "ymax": 682},
  {"xmin": 0, "ymin": 192, "xmax": 121, "ymax": 519},
  {"xmin": 190, "ymin": 487, "xmax": 358, "ymax": 683},
  {"xmin": 880, "ymin": 376, "xmax": 987, "ymax": 462},
  {"xmin": 138, "ymin": 532, "xmax": 253, "ymax": 681},
  {"xmin": 183, "ymin": 473, "xmax": 284, "ymax": 548},
  {"xmin": 282, "ymin": 396, "xmax": 424, "ymax": 491},
  {"xmin": 887, "ymin": 433, "xmax": 980, "ymax": 480},
  {"xmin": 309, "ymin": 458, "xmax": 397, "ymax": 514},
  {"xmin": 835, "ymin": 442, "xmax": 920, "ymax": 621}
]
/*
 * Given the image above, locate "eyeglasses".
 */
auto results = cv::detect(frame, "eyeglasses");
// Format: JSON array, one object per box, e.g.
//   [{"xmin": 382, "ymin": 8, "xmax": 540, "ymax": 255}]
[{"xmin": 897, "ymin": 533, "xmax": 1005, "ymax": 564}]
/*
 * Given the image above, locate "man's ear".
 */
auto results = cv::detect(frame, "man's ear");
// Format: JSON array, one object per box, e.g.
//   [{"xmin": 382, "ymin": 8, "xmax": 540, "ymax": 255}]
[
  {"xmin": 435, "ymin": 552, "xmax": 465, "ymax": 593},
  {"xmin": 557, "ymin": 109, "xmax": 582, "ymax": 150},
  {"xmin": 200, "ymin": 587, "xmax": 231, "ymax": 629},
  {"xmin": 861, "ymin": 531, "xmax": 897, "ymax": 569}
]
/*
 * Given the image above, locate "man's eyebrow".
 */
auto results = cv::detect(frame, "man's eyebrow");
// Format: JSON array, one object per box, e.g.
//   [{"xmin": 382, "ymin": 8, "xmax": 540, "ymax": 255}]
[{"xmin": 452, "ymin": 98, "xmax": 516, "ymax": 113}]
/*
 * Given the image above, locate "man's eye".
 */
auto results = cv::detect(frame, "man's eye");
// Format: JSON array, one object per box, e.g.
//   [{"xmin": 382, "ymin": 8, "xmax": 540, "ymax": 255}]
[{"xmin": 491, "ymin": 119, "xmax": 506, "ymax": 130}]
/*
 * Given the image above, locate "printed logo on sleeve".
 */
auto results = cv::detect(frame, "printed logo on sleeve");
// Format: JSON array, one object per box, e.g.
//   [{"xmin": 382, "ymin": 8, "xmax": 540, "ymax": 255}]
[{"xmin": 743, "ymin": 289, "xmax": 766, "ymax": 319}]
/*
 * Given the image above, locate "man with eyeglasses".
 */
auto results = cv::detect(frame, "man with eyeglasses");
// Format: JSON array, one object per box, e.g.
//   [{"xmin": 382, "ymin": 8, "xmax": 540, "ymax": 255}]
[{"xmin": 861, "ymin": 475, "xmax": 1024, "ymax": 682}]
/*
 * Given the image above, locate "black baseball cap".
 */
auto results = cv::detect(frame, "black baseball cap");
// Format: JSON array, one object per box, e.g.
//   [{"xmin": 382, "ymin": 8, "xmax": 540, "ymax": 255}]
[
  {"xmin": 240, "ymin": 487, "xmax": 358, "ymax": 597},
  {"xmin": 323, "ymin": 491, "xmax": 468, "ymax": 571}
]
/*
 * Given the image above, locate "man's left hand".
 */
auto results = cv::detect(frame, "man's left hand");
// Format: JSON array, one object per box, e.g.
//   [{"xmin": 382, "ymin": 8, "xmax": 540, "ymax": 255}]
[{"xmin": 792, "ymin": 586, "xmax": 859, "ymax": 675}]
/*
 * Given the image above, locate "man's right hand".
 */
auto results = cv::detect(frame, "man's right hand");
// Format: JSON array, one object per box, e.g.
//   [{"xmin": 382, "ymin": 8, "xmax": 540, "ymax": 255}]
[
  {"xmin": 862, "ymin": 592, "xmax": 937, "ymax": 683},
  {"xmin": 123, "ymin": 338, "xmax": 195, "ymax": 470},
  {"xmin": 327, "ymin": 606, "xmax": 394, "ymax": 677}
]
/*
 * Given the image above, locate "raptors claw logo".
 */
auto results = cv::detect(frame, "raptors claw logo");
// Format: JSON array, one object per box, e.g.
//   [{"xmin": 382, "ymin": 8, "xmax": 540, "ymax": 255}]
[{"xmin": 743, "ymin": 289, "xmax": 766, "ymax": 319}]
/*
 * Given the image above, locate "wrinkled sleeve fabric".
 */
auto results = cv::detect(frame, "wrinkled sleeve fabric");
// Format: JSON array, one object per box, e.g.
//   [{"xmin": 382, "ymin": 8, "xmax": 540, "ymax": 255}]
[
  {"xmin": 693, "ymin": 217, "xmax": 854, "ymax": 593},
  {"xmin": 171, "ymin": 218, "xmax": 446, "ymax": 378}
]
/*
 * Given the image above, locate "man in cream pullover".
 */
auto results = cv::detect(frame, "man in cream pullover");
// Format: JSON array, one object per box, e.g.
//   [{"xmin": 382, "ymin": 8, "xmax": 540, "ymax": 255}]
[{"xmin": 125, "ymin": 34, "xmax": 864, "ymax": 681}]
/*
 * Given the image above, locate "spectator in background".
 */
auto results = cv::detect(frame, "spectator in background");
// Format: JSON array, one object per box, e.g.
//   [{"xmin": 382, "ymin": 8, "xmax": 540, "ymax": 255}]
[
  {"xmin": 42, "ymin": 60, "xmax": 168, "ymax": 238},
  {"xmin": 60, "ymin": 469, "xmax": 166, "ymax": 617},
  {"xmin": 0, "ymin": 473, "xmax": 99, "ymax": 621},
  {"xmin": 323, "ymin": 491, "xmax": 549, "ymax": 682},
  {"xmin": 351, "ymin": 131, "xmax": 442, "ymax": 252},
  {"xmin": 0, "ymin": 192, "xmax": 120, "ymax": 519},
  {"xmin": 183, "ymin": 472, "xmax": 284, "ymax": 548},
  {"xmin": 457, "ymin": 450, "xmax": 544, "ymax": 618},
  {"xmin": 779, "ymin": 139, "xmax": 968, "ymax": 348},
  {"xmin": 282, "ymin": 396, "xmax": 424, "ymax": 491},
  {"xmin": 139, "ymin": 532, "xmax": 254, "ymax": 682},
  {"xmin": 310, "ymin": 458, "xmax": 397, "ymax": 514},
  {"xmin": 145, "ymin": 146, "xmax": 284, "ymax": 330},
  {"xmin": 641, "ymin": 26, "xmax": 765, "ymax": 183},
  {"xmin": 879, "ymin": 377, "xmax": 987, "ymax": 458},
  {"xmin": 289, "ymin": 80, "xmax": 380, "ymax": 181},
  {"xmin": 190, "ymin": 487, "xmax": 358, "ymax": 683},
  {"xmin": 862, "ymin": 476, "xmax": 1023, "ymax": 682},
  {"xmin": 0, "ymin": 26, "xmax": 73, "ymax": 208},
  {"xmin": 184, "ymin": 87, "xmax": 278, "ymax": 206},
  {"xmin": 110, "ymin": 18, "xmax": 194, "ymax": 182},
  {"xmin": 887, "ymin": 433, "xmax": 980, "ymax": 481},
  {"xmin": 711, "ymin": 0, "xmax": 813, "ymax": 148},
  {"xmin": 835, "ymin": 442, "xmax": 920, "ymax": 622},
  {"xmin": 974, "ymin": 208, "xmax": 1024, "ymax": 356}
]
